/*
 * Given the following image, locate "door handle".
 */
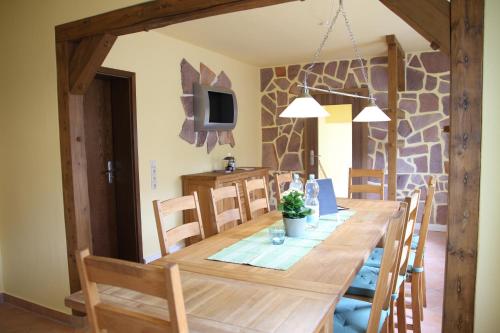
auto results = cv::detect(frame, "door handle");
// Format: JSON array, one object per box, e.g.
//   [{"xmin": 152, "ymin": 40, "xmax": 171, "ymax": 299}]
[
  {"xmin": 309, "ymin": 150, "xmax": 315, "ymax": 166},
  {"xmin": 105, "ymin": 160, "xmax": 115, "ymax": 184}
]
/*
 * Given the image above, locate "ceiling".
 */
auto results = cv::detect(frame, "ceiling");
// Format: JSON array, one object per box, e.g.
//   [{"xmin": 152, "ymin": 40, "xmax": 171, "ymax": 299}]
[{"xmin": 156, "ymin": 0, "xmax": 431, "ymax": 67}]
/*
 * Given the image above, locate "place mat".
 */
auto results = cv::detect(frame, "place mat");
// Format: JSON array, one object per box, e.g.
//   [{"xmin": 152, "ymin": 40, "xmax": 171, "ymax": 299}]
[{"xmin": 207, "ymin": 210, "xmax": 356, "ymax": 270}]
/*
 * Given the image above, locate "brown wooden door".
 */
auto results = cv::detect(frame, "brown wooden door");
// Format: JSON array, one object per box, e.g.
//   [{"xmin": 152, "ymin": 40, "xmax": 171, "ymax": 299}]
[
  {"xmin": 303, "ymin": 89, "xmax": 369, "ymax": 182},
  {"xmin": 83, "ymin": 68, "xmax": 142, "ymax": 262}
]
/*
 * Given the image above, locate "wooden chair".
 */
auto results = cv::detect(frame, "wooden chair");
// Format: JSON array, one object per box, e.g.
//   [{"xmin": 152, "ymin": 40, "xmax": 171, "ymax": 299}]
[
  {"xmin": 153, "ymin": 192, "xmax": 205, "ymax": 256},
  {"xmin": 406, "ymin": 176, "xmax": 436, "ymax": 333},
  {"xmin": 274, "ymin": 172, "xmax": 293, "ymax": 204},
  {"xmin": 242, "ymin": 176, "xmax": 270, "ymax": 220},
  {"xmin": 76, "ymin": 249, "xmax": 188, "ymax": 333},
  {"xmin": 348, "ymin": 190, "xmax": 420, "ymax": 333},
  {"xmin": 348, "ymin": 168, "xmax": 385, "ymax": 200},
  {"xmin": 209, "ymin": 184, "xmax": 245, "ymax": 233},
  {"xmin": 334, "ymin": 204, "xmax": 407, "ymax": 333}
]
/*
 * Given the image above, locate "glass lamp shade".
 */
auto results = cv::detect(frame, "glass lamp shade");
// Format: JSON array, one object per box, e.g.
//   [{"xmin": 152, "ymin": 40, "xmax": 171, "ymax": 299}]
[
  {"xmin": 353, "ymin": 102, "xmax": 390, "ymax": 122},
  {"xmin": 279, "ymin": 92, "xmax": 329, "ymax": 118}
]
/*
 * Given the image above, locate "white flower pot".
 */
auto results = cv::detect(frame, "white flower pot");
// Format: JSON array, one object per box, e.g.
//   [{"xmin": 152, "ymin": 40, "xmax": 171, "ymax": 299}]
[{"xmin": 283, "ymin": 217, "xmax": 307, "ymax": 238}]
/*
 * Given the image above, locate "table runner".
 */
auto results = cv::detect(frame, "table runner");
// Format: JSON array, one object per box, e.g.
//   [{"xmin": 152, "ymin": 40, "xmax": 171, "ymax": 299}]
[{"xmin": 207, "ymin": 210, "xmax": 356, "ymax": 270}]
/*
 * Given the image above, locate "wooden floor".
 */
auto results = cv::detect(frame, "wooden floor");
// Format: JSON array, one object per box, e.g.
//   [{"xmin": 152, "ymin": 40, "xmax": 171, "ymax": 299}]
[{"xmin": 0, "ymin": 231, "xmax": 446, "ymax": 333}]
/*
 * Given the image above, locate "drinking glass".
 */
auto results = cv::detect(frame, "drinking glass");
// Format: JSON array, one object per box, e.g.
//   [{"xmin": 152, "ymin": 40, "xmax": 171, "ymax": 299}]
[{"xmin": 268, "ymin": 225, "xmax": 285, "ymax": 245}]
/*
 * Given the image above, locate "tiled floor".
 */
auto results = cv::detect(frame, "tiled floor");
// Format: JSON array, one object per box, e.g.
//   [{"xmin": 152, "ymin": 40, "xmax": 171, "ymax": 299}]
[{"xmin": 0, "ymin": 231, "xmax": 447, "ymax": 333}]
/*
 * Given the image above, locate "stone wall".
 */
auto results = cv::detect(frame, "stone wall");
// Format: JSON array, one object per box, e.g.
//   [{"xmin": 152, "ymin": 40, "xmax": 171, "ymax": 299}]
[{"xmin": 260, "ymin": 51, "xmax": 450, "ymax": 225}]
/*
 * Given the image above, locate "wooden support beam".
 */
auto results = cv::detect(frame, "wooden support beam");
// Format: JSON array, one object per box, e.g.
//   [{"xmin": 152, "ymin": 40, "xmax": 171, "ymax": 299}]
[
  {"xmin": 69, "ymin": 34, "xmax": 117, "ymax": 95},
  {"xmin": 379, "ymin": 0, "xmax": 450, "ymax": 54},
  {"xmin": 386, "ymin": 35, "xmax": 405, "ymax": 201},
  {"xmin": 56, "ymin": 0, "xmax": 296, "ymax": 42},
  {"xmin": 443, "ymin": 0, "xmax": 484, "ymax": 331},
  {"xmin": 56, "ymin": 41, "xmax": 92, "ymax": 295}
]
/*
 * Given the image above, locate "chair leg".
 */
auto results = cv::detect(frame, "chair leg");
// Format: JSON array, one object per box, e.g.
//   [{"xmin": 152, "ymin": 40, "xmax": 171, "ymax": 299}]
[
  {"xmin": 388, "ymin": 299, "xmax": 395, "ymax": 333},
  {"xmin": 396, "ymin": 284, "xmax": 407, "ymax": 333},
  {"xmin": 411, "ymin": 275, "xmax": 422, "ymax": 333},
  {"xmin": 422, "ymin": 258, "xmax": 427, "ymax": 308}
]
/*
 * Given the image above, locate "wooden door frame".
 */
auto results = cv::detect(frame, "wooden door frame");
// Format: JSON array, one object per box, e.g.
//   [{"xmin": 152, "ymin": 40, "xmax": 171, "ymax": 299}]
[
  {"xmin": 304, "ymin": 88, "xmax": 369, "ymax": 179},
  {"xmin": 55, "ymin": 1, "xmax": 483, "ymax": 331},
  {"xmin": 95, "ymin": 66, "xmax": 143, "ymax": 263}
]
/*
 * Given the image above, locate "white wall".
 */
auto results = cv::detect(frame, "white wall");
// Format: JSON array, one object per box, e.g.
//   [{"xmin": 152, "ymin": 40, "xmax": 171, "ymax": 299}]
[{"xmin": 475, "ymin": 0, "xmax": 500, "ymax": 330}]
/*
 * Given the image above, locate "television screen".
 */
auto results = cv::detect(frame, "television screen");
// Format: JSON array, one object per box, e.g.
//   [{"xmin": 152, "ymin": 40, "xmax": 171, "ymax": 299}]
[{"xmin": 208, "ymin": 91, "xmax": 234, "ymax": 124}]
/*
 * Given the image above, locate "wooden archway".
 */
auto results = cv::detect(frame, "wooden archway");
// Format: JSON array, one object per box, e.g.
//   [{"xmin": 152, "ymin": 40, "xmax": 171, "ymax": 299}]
[{"xmin": 55, "ymin": 1, "xmax": 484, "ymax": 331}]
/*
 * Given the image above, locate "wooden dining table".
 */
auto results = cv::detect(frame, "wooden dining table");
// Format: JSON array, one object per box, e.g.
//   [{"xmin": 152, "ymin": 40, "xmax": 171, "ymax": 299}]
[{"xmin": 65, "ymin": 198, "xmax": 400, "ymax": 333}]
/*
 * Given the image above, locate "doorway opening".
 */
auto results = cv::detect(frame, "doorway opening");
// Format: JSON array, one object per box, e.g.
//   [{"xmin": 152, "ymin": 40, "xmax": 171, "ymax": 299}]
[{"xmin": 83, "ymin": 67, "xmax": 142, "ymax": 263}]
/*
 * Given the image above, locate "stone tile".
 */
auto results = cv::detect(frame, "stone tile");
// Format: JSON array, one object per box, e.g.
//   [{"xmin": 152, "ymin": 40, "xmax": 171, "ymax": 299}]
[
  {"xmin": 180, "ymin": 96, "xmax": 193, "ymax": 117},
  {"xmin": 398, "ymin": 120, "xmax": 412, "ymax": 137},
  {"xmin": 401, "ymin": 93, "xmax": 417, "ymax": 99},
  {"xmin": 336, "ymin": 60, "xmax": 349, "ymax": 81},
  {"xmin": 179, "ymin": 119, "xmax": 195, "ymax": 144},
  {"xmin": 218, "ymin": 130, "xmax": 232, "ymax": 145},
  {"xmin": 435, "ymin": 192, "xmax": 448, "ymax": 204},
  {"xmin": 260, "ymin": 68, "xmax": 274, "ymax": 92},
  {"xmin": 266, "ymin": 83, "xmax": 277, "ymax": 92},
  {"xmin": 420, "ymin": 93, "xmax": 439, "ymax": 112},
  {"xmin": 261, "ymin": 109, "xmax": 274, "ymax": 126},
  {"xmin": 196, "ymin": 130, "xmax": 207, "ymax": 147},
  {"xmin": 409, "ymin": 55, "xmax": 422, "ymax": 68},
  {"xmin": 287, "ymin": 64, "xmax": 301, "ymax": 81},
  {"xmin": 262, "ymin": 143, "xmax": 279, "ymax": 169},
  {"xmin": 262, "ymin": 127, "xmax": 278, "ymax": 142},
  {"xmin": 275, "ymin": 66, "xmax": 286, "ymax": 77},
  {"xmin": 206, "ymin": 131, "xmax": 218, "ymax": 153},
  {"xmin": 373, "ymin": 92, "xmax": 388, "ymax": 109},
  {"xmin": 371, "ymin": 128, "xmax": 387, "ymax": 140},
  {"xmin": 288, "ymin": 132, "xmax": 301, "ymax": 152},
  {"xmin": 440, "ymin": 74, "xmax": 450, "ymax": 81},
  {"xmin": 215, "ymin": 71, "xmax": 231, "ymax": 89},
  {"xmin": 375, "ymin": 151, "xmax": 385, "ymax": 170},
  {"xmin": 371, "ymin": 121, "xmax": 388, "ymax": 130},
  {"xmin": 353, "ymin": 68, "xmax": 368, "ymax": 83},
  {"xmin": 410, "ymin": 113, "xmax": 443, "ymax": 131},
  {"xmin": 371, "ymin": 66, "xmax": 388, "ymax": 91},
  {"xmin": 442, "ymin": 95, "xmax": 450, "ymax": 116},
  {"xmin": 276, "ymin": 115, "xmax": 292, "ymax": 126},
  {"xmin": 350, "ymin": 59, "xmax": 367, "ymax": 68},
  {"xmin": 439, "ymin": 81, "xmax": 450, "ymax": 94},
  {"xmin": 371, "ymin": 56, "xmax": 387, "ymax": 65},
  {"xmin": 303, "ymin": 62, "xmax": 325, "ymax": 75},
  {"xmin": 344, "ymin": 73, "xmax": 358, "ymax": 89},
  {"xmin": 414, "ymin": 155, "xmax": 428, "ymax": 173},
  {"xmin": 325, "ymin": 61, "xmax": 338, "ymax": 76},
  {"xmin": 367, "ymin": 138, "xmax": 376, "ymax": 155},
  {"xmin": 277, "ymin": 91, "xmax": 288, "ymax": 106},
  {"xmin": 406, "ymin": 68, "xmax": 425, "ymax": 91},
  {"xmin": 407, "ymin": 132, "xmax": 422, "ymax": 144},
  {"xmin": 399, "ymin": 99, "xmax": 417, "ymax": 114},
  {"xmin": 425, "ymin": 75, "xmax": 437, "ymax": 90},
  {"xmin": 324, "ymin": 76, "xmax": 343, "ymax": 89},
  {"xmin": 200, "ymin": 63, "xmax": 216, "ymax": 85},
  {"xmin": 276, "ymin": 135, "xmax": 288, "ymax": 156},
  {"xmin": 281, "ymin": 153, "xmax": 302, "ymax": 171},
  {"xmin": 289, "ymin": 82, "xmax": 301, "ymax": 95},
  {"xmin": 181, "ymin": 58, "xmax": 200, "ymax": 94},
  {"xmin": 423, "ymin": 125, "xmax": 440, "ymax": 142},
  {"xmin": 420, "ymin": 51, "xmax": 450, "ymax": 73},
  {"xmin": 261, "ymin": 95, "xmax": 276, "ymax": 113},
  {"xmin": 399, "ymin": 144, "xmax": 428, "ymax": 157},
  {"xmin": 283, "ymin": 124, "xmax": 293, "ymax": 135},
  {"xmin": 436, "ymin": 205, "xmax": 448, "ymax": 224},
  {"xmin": 430, "ymin": 143, "xmax": 443, "ymax": 173},
  {"xmin": 293, "ymin": 119, "xmax": 305, "ymax": 133},
  {"xmin": 274, "ymin": 78, "xmax": 291, "ymax": 90},
  {"xmin": 397, "ymin": 174, "xmax": 410, "ymax": 190},
  {"xmin": 268, "ymin": 92, "xmax": 276, "ymax": 101}
]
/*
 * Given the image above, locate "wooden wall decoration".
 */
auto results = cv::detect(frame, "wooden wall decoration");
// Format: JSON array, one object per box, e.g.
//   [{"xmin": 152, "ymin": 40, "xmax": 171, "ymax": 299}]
[{"xmin": 179, "ymin": 59, "xmax": 236, "ymax": 153}]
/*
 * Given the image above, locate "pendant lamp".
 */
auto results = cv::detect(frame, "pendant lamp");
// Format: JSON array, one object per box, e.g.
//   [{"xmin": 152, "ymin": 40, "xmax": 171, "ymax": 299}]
[{"xmin": 279, "ymin": 89, "xmax": 330, "ymax": 118}]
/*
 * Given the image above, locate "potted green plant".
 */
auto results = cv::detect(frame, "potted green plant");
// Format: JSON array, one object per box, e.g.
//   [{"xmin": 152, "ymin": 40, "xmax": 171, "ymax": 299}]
[{"xmin": 278, "ymin": 190, "xmax": 312, "ymax": 237}]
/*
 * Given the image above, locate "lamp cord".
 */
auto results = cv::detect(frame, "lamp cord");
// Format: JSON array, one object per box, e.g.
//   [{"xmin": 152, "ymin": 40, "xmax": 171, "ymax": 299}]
[{"xmin": 303, "ymin": 0, "xmax": 375, "ymax": 102}]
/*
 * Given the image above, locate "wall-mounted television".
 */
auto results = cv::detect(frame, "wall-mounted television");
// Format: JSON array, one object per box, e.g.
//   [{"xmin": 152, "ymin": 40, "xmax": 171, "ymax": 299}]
[{"xmin": 194, "ymin": 83, "xmax": 238, "ymax": 131}]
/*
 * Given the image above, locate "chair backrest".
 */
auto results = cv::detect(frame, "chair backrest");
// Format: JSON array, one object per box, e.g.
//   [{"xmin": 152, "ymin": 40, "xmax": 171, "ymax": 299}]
[
  {"xmin": 395, "ymin": 189, "xmax": 421, "ymax": 278},
  {"xmin": 210, "ymin": 184, "xmax": 245, "ymax": 233},
  {"xmin": 367, "ymin": 203, "xmax": 407, "ymax": 332},
  {"xmin": 413, "ymin": 176, "xmax": 436, "ymax": 270},
  {"xmin": 348, "ymin": 168, "xmax": 385, "ymax": 200},
  {"xmin": 243, "ymin": 176, "xmax": 270, "ymax": 220},
  {"xmin": 274, "ymin": 172, "xmax": 293, "ymax": 203},
  {"xmin": 153, "ymin": 192, "xmax": 205, "ymax": 256},
  {"xmin": 76, "ymin": 249, "xmax": 188, "ymax": 333}
]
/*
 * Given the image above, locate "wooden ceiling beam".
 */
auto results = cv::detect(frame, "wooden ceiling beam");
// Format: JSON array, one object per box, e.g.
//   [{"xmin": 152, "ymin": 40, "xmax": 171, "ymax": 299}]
[
  {"xmin": 69, "ymin": 34, "xmax": 117, "ymax": 95},
  {"xmin": 379, "ymin": 0, "xmax": 450, "ymax": 54},
  {"xmin": 55, "ymin": 0, "xmax": 296, "ymax": 42}
]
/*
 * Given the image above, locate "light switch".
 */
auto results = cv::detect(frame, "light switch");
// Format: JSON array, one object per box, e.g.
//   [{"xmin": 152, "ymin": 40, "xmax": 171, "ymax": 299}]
[{"xmin": 150, "ymin": 160, "xmax": 157, "ymax": 190}]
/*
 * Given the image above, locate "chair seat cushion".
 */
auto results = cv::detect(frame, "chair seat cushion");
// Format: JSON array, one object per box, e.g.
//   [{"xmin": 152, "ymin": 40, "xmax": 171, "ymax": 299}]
[
  {"xmin": 347, "ymin": 266, "xmax": 406, "ymax": 299},
  {"xmin": 411, "ymin": 234, "xmax": 419, "ymax": 250},
  {"xmin": 334, "ymin": 297, "xmax": 389, "ymax": 333},
  {"xmin": 364, "ymin": 247, "xmax": 384, "ymax": 268}
]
